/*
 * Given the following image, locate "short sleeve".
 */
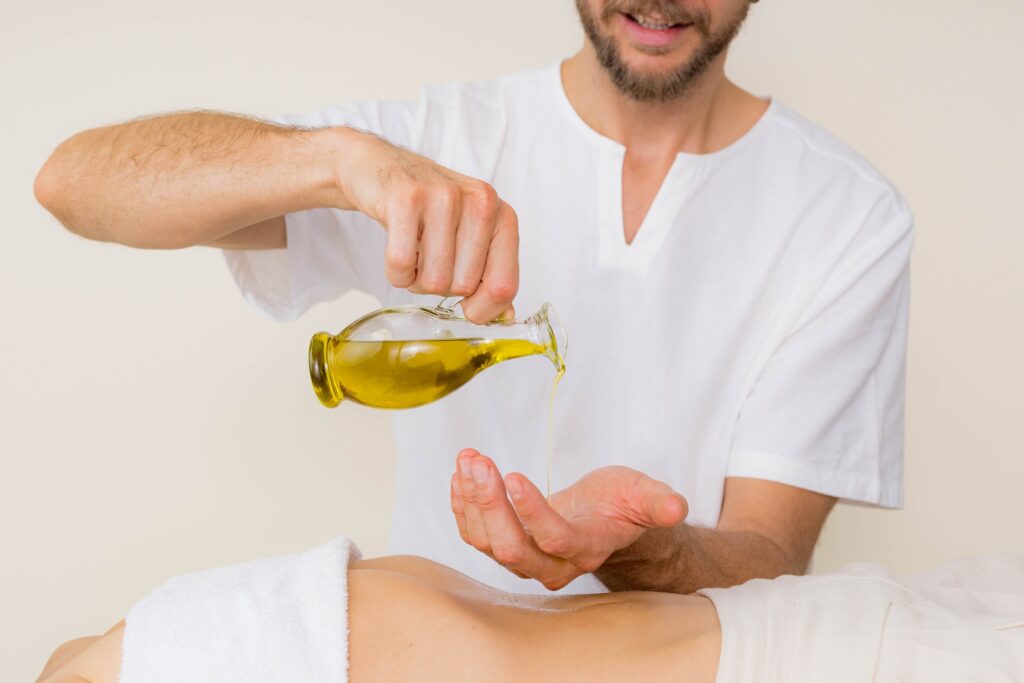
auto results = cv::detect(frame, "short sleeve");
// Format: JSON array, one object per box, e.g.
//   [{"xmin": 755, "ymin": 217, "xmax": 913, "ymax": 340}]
[
  {"xmin": 728, "ymin": 193, "xmax": 915, "ymax": 508},
  {"xmin": 222, "ymin": 99, "xmax": 427, "ymax": 320}
]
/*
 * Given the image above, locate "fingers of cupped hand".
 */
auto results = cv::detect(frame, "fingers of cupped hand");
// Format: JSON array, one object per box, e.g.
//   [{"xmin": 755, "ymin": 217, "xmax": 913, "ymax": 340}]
[
  {"xmin": 452, "ymin": 453, "xmax": 571, "ymax": 584},
  {"xmin": 455, "ymin": 452, "xmax": 519, "ymax": 551},
  {"xmin": 450, "ymin": 474, "xmax": 471, "ymax": 544},
  {"xmin": 504, "ymin": 473, "xmax": 577, "ymax": 558},
  {"xmin": 383, "ymin": 176, "xmax": 509, "ymax": 304}
]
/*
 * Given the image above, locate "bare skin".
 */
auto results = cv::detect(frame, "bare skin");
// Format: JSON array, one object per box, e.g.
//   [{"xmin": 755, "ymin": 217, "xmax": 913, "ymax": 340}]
[{"xmin": 37, "ymin": 557, "xmax": 721, "ymax": 683}]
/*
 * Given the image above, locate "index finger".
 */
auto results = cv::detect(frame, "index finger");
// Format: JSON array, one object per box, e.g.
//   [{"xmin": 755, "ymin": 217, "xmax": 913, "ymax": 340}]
[
  {"xmin": 469, "ymin": 455, "xmax": 570, "ymax": 581},
  {"xmin": 459, "ymin": 202, "xmax": 518, "ymax": 323}
]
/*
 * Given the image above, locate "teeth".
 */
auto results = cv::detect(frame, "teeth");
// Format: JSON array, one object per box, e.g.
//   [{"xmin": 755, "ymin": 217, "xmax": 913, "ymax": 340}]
[{"xmin": 630, "ymin": 13, "xmax": 675, "ymax": 29}]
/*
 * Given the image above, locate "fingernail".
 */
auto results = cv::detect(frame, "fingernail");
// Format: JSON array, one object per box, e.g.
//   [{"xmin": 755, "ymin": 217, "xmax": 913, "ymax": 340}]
[
  {"xmin": 459, "ymin": 456, "xmax": 473, "ymax": 477},
  {"xmin": 471, "ymin": 460, "xmax": 490, "ymax": 484},
  {"xmin": 506, "ymin": 477, "xmax": 523, "ymax": 499}
]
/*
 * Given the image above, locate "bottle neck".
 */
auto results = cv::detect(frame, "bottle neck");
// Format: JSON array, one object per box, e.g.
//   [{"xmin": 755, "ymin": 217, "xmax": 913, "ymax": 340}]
[{"xmin": 526, "ymin": 310, "xmax": 565, "ymax": 373}]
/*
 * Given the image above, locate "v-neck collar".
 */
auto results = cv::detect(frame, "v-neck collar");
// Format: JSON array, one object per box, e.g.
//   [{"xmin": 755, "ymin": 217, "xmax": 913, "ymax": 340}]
[
  {"xmin": 595, "ymin": 153, "xmax": 714, "ymax": 273},
  {"xmin": 548, "ymin": 63, "xmax": 776, "ymax": 273}
]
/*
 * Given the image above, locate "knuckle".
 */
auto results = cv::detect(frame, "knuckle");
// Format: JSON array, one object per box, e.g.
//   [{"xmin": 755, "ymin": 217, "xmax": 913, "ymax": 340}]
[
  {"xmin": 491, "ymin": 544, "xmax": 524, "ymax": 566},
  {"xmin": 418, "ymin": 271, "xmax": 452, "ymax": 293},
  {"xmin": 467, "ymin": 182, "xmax": 499, "ymax": 214},
  {"xmin": 388, "ymin": 272, "xmax": 416, "ymax": 289},
  {"xmin": 472, "ymin": 490, "xmax": 496, "ymax": 510},
  {"xmin": 485, "ymin": 277, "xmax": 517, "ymax": 302},
  {"xmin": 536, "ymin": 535, "xmax": 570, "ymax": 556},
  {"xmin": 385, "ymin": 247, "xmax": 418, "ymax": 272},
  {"xmin": 432, "ymin": 184, "xmax": 460, "ymax": 213},
  {"xmin": 385, "ymin": 241, "xmax": 415, "ymax": 268},
  {"xmin": 393, "ymin": 182, "xmax": 424, "ymax": 205},
  {"xmin": 499, "ymin": 201, "xmax": 519, "ymax": 225},
  {"xmin": 449, "ymin": 279, "xmax": 477, "ymax": 297}
]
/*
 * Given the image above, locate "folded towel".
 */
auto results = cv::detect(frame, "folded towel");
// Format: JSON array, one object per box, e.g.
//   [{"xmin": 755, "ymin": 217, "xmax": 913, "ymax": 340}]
[{"xmin": 120, "ymin": 536, "xmax": 360, "ymax": 683}]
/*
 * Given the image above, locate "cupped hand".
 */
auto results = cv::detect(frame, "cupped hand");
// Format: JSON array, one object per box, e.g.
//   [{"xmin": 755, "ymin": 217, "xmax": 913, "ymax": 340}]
[
  {"xmin": 450, "ymin": 448, "xmax": 688, "ymax": 590},
  {"xmin": 334, "ymin": 128, "xmax": 518, "ymax": 323}
]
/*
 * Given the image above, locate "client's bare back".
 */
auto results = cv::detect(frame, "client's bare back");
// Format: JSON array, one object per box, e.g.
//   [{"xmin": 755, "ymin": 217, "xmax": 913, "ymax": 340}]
[
  {"xmin": 38, "ymin": 555, "xmax": 720, "ymax": 683},
  {"xmin": 348, "ymin": 556, "xmax": 721, "ymax": 683}
]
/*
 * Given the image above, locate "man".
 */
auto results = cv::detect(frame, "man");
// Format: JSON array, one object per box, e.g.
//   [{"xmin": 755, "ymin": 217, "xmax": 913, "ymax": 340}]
[{"xmin": 34, "ymin": 0, "xmax": 913, "ymax": 595}]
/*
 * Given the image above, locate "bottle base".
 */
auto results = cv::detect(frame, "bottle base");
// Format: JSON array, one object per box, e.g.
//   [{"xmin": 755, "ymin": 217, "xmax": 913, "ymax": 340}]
[{"xmin": 309, "ymin": 332, "xmax": 343, "ymax": 408}]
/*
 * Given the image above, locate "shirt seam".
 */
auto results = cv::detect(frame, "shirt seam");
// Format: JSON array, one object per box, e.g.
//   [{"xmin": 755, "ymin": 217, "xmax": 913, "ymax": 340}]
[{"xmin": 768, "ymin": 113, "xmax": 903, "ymax": 198}]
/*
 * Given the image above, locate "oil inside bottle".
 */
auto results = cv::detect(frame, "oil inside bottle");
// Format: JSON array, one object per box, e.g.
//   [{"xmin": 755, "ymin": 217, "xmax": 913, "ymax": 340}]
[
  {"xmin": 310, "ymin": 335, "xmax": 548, "ymax": 410},
  {"xmin": 310, "ymin": 321, "xmax": 566, "ymax": 499}
]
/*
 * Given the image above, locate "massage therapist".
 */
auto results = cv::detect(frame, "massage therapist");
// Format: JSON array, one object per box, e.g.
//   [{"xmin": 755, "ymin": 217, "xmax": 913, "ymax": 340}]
[{"xmin": 34, "ymin": 0, "xmax": 913, "ymax": 595}]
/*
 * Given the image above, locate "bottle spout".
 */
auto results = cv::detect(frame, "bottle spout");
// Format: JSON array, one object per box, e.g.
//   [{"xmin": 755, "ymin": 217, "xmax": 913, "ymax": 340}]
[
  {"xmin": 535, "ymin": 302, "xmax": 567, "ymax": 373},
  {"xmin": 309, "ymin": 331, "xmax": 344, "ymax": 408}
]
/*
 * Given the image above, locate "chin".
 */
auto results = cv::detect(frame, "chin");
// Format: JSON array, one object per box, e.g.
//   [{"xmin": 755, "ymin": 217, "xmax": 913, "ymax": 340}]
[{"xmin": 616, "ymin": 46, "xmax": 696, "ymax": 76}]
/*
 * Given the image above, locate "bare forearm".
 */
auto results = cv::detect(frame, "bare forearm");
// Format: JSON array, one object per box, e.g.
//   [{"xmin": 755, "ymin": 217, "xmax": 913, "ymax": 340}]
[
  {"xmin": 34, "ymin": 111, "xmax": 351, "ymax": 248},
  {"xmin": 595, "ymin": 524, "xmax": 805, "ymax": 594}
]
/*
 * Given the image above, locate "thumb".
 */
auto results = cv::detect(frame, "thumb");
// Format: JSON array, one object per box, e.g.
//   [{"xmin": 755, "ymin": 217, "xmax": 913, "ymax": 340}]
[{"xmin": 632, "ymin": 479, "xmax": 688, "ymax": 528}]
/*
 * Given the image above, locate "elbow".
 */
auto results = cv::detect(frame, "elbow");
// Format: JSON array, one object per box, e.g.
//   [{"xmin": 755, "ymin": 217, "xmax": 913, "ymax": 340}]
[
  {"xmin": 34, "ymin": 154, "xmax": 64, "ymax": 219},
  {"xmin": 35, "ymin": 149, "xmax": 125, "ymax": 245},
  {"xmin": 34, "ymin": 151, "xmax": 86, "ymax": 238}
]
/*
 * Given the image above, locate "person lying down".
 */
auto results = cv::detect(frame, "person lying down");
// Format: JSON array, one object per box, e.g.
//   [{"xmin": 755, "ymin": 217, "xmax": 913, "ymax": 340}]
[{"xmin": 38, "ymin": 525, "xmax": 1024, "ymax": 682}]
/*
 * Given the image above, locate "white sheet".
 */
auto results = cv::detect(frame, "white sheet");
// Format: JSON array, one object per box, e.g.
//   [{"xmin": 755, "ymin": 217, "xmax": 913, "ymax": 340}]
[{"xmin": 701, "ymin": 554, "xmax": 1024, "ymax": 682}]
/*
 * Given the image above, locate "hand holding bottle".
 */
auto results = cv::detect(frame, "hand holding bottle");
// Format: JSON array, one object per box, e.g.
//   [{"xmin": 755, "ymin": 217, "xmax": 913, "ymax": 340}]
[
  {"xmin": 335, "ymin": 128, "xmax": 519, "ymax": 324},
  {"xmin": 35, "ymin": 112, "xmax": 518, "ymax": 324}
]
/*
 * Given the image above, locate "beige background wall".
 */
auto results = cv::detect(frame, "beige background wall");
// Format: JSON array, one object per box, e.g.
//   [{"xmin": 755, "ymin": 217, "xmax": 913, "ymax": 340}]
[{"xmin": 2, "ymin": 0, "xmax": 1022, "ymax": 678}]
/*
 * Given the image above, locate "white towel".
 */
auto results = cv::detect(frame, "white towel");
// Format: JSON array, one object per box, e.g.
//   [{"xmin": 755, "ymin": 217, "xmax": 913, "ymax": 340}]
[{"xmin": 120, "ymin": 536, "xmax": 360, "ymax": 683}]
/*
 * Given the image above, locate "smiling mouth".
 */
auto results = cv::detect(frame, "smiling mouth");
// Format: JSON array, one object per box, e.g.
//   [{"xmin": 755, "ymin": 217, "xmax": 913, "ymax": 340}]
[{"xmin": 621, "ymin": 11, "xmax": 690, "ymax": 31}]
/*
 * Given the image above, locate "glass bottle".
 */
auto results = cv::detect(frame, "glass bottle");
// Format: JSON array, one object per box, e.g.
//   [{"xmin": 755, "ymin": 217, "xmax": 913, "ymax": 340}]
[{"xmin": 308, "ymin": 299, "xmax": 567, "ymax": 409}]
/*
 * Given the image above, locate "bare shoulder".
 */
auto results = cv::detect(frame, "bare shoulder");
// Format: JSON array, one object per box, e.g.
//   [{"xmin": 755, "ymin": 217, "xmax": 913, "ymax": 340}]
[{"xmin": 37, "ymin": 621, "xmax": 125, "ymax": 683}]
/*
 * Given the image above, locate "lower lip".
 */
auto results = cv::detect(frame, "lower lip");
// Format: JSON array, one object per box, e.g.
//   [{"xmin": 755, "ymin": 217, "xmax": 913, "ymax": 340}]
[{"xmin": 618, "ymin": 12, "xmax": 691, "ymax": 48}]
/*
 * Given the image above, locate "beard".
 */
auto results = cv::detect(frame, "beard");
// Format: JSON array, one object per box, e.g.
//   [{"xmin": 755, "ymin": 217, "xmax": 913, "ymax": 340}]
[{"xmin": 576, "ymin": 0, "xmax": 752, "ymax": 102}]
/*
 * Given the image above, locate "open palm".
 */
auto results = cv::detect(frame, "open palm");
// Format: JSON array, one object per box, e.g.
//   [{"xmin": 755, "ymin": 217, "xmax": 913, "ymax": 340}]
[{"xmin": 451, "ymin": 451, "xmax": 688, "ymax": 590}]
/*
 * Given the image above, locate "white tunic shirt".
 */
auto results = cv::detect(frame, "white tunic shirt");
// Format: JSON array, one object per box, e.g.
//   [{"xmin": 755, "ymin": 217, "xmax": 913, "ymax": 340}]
[{"xmin": 224, "ymin": 64, "xmax": 914, "ymax": 594}]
